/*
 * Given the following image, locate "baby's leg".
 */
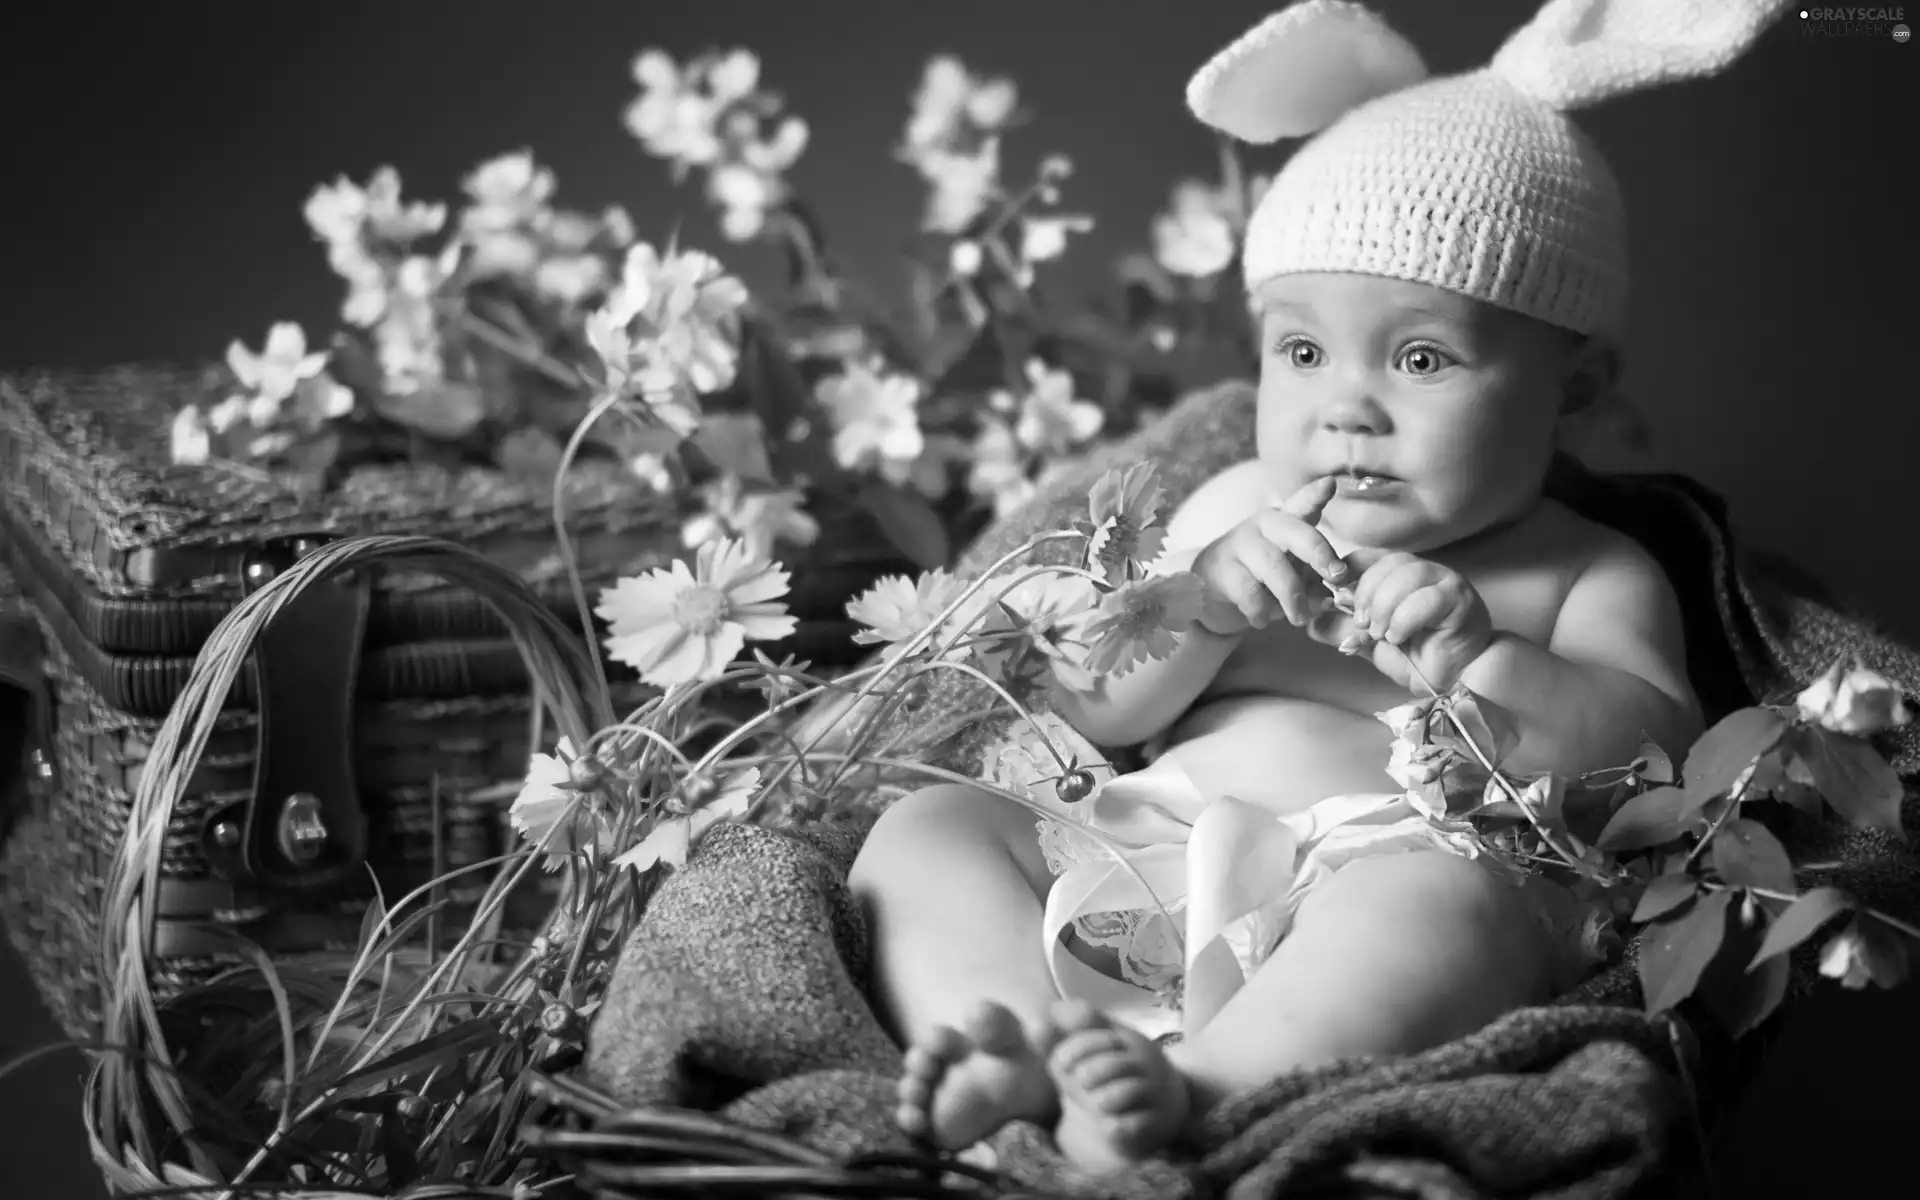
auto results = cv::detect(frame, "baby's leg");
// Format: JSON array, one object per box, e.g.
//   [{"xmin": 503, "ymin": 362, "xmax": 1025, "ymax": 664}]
[
  {"xmin": 1047, "ymin": 850, "xmax": 1557, "ymax": 1167},
  {"xmin": 849, "ymin": 783, "xmax": 1065, "ymax": 1146}
]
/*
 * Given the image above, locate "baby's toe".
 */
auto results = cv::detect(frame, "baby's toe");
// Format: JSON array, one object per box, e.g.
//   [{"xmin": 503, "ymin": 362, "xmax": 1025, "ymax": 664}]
[
  {"xmin": 962, "ymin": 1002, "xmax": 1027, "ymax": 1054},
  {"xmin": 895, "ymin": 1102, "xmax": 930, "ymax": 1138},
  {"xmin": 1048, "ymin": 998, "xmax": 1102, "ymax": 1034},
  {"xmin": 1048, "ymin": 1029, "xmax": 1131, "ymax": 1079},
  {"xmin": 1067, "ymin": 1047, "xmax": 1144, "ymax": 1095},
  {"xmin": 895, "ymin": 1071, "xmax": 932, "ymax": 1109}
]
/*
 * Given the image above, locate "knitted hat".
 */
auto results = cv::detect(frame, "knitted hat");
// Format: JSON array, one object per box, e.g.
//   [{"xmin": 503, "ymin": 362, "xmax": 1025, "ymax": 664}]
[{"xmin": 1188, "ymin": 0, "xmax": 1793, "ymax": 337}]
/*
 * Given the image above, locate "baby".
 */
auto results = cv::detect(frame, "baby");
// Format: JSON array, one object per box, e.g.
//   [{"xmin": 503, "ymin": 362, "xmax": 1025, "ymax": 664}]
[{"xmin": 847, "ymin": 0, "xmax": 1785, "ymax": 1171}]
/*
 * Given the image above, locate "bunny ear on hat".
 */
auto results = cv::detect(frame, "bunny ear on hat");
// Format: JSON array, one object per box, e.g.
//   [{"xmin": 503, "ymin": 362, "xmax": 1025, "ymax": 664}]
[
  {"xmin": 1490, "ymin": 0, "xmax": 1798, "ymax": 110},
  {"xmin": 1186, "ymin": 1, "xmax": 1428, "ymax": 144}
]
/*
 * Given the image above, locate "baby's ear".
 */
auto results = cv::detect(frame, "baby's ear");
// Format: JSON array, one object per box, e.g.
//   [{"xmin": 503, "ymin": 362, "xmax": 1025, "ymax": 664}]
[{"xmin": 1559, "ymin": 336, "xmax": 1620, "ymax": 417}]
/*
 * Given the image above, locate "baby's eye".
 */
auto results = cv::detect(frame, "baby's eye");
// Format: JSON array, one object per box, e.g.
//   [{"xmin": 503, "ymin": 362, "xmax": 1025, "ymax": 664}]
[
  {"xmin": 1396, "ymin": 343, "xmax": 1459, "ymax": 376},
  {"xmin": 1274, "ymin": 336, "xmax": 1324, "ymax": 369}
]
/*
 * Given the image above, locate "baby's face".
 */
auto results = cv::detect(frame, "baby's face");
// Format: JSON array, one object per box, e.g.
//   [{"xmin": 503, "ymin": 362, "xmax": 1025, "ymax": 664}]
[{"xmin": 1251, "ymin": 272, "xmax": 1578, "ymax": 554}]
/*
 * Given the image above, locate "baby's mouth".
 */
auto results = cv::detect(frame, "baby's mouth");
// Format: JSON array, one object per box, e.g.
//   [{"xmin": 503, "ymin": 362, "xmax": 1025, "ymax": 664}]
[{"xmin": 1333, "ymin": 468, "xmax": 1399, "ymax": 492}]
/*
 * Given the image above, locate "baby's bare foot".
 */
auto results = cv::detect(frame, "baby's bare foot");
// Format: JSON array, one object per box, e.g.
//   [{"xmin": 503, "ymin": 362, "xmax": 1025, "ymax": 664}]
[
  {"xmin": 894, "ymin": 1001, "xmax": 1062, "ymax": 1149},
  {"xmin": 1045, "ymin": 999, "xmax": 1190, "ymax": 1169}
]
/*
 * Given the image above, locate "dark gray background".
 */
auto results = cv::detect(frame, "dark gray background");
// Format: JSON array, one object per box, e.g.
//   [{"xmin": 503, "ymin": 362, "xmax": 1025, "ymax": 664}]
[{"xmin": 1, "ymin": 2, "xmax": 1913, "ymax": 1195}]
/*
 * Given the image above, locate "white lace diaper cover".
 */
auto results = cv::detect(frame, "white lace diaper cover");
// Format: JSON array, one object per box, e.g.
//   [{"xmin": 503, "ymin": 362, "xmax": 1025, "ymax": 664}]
[{"xmin": 989, "ymin": 717, "xmax": 1613, "ymax": 1043}]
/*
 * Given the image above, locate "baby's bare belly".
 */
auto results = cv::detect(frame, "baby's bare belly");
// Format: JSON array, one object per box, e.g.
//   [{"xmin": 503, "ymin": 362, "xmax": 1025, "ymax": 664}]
[{"xmin": 1160, "ymin": 693, "xmax": 1398, "ymax": 816}]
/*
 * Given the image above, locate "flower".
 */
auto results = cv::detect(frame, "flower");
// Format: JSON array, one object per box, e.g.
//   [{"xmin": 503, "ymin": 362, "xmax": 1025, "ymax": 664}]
[
  {"xmin": 1795, "ymin": 659, "xmax": 1911, "ymax": 736},
  {"xmin": 706, "ymin": 116, "xmax": 810, "ymax": 241},
  {"xmin": 596, "ymin": 538, "xmax": 798, "ymax": 687},
  {"xmin": 902, "ymin": 56, "xmax": 1017, "ymax": 161},
  {"xmin": 815, "ymin": 362, "xmax": 930, "ymax": 487},
  {"xmin": 170, "ymin": 407, "xmax": 211, "ymax": 465},
  {"xmin": 226, "ymin": 322, "xmax": 330, "ymax": 422},
  {"xmin": 509, "ymin": 738, "xmax": 601, "ymax": 866},
  {"xmin": 1080, "ymin": 573, "xmax": 1204, "ymax": 676},
  {"xmin": 1375, "ymin": 699, "xmax": 1436, "ymax": 743},
  {"xmin": 967, "ymin": 418, "xmax": 1036, "ymax": 518},
  {"xmin": 1005, "ymin": 360, "xmax": 1103, "ymax": 457},
  {"xmin": 1386, "ymin": 739, "xmax": 1449, "ymax": 793},
  {"xmin": 681, "ymin": 473, "xmax": 820, "ymax": 561},
  {"xmin": 1151, "ymin": 180, "xmax": 1242, "ymax": 279},
  {"xmin": 1819, "ymin": 925, "xmax": 1876, "ymax": 989},
  {"xmin": 626, "ymin": 49, "xmax": 763, "ymax": 173},
  {"xmin": 847, "ymin": 569, "xmax": 970, "ymax": 652},
  {"xmin": 373, "ymin": 255, "xmax": 451, "ymax": 392},
  {"xmin": 916, "ymin": 145, "xmax": 1001, "ymax": 234},
  {"xmin": 1086, "ymin": 462, "xmax": 1170, "ymax": 586},
  {"xmin": 997, "ymin": 571, "xmax": 1101, "ymax": 690},
  {"xmin": 616, "ymin": 766, "xmax": 761, "ymax": 872},
  {"xmin": 587, "ymin": 243, "xmax": 749, "ymax": 433}
]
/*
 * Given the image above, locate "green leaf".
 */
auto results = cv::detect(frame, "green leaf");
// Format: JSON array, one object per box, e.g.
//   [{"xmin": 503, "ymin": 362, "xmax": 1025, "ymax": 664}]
[
  {"xmin": 691, "ymin": 413, "xmax": 776, "ymax": 484},
  {"xmin": 314, "ymin": 1018, "xmax": 507, "ymax": 1103},
  {"xmin": 493, "ymin": 426, "xmax": 567, "ymax": 490},
  {"xmin": 860, "ymin": 480, "xmax": 949, "ymax": 570},
  {"xmin": 1750, "ymin": 886, "xmax": 1853, "ymax": 968},
  {"xmin": 1632, "ymin": 872, "xmax": 1701, "ymax": 923},
  {"xmin": 1695, "ymin": 892, "xmax": 1789, "ymax": 1036},
  {"xmin": 1788, "ymin": 723, "xmax": 1904, "ymax": 833},
  {"xmin": 1709, "ymin": 818, "xmax": 1796, "ymax": 892},
  {"xmin": 1637, "ymin": 739, "xmax": 1675, "ymax": 784},
  {"xmin": 1598, "ymin": 786, "xmax": 1706, "ymax": 852},
  {"xmin": 1639, "ymin": 889, "xmax": 1732, "ymax": 1013},
  {"xmin": 373, "ymin": 380, "xmax": 488, "ymax": 439},
  {"xmin": 1681, "ymin": 707, "xmax": 1789, "ymax": 800}
]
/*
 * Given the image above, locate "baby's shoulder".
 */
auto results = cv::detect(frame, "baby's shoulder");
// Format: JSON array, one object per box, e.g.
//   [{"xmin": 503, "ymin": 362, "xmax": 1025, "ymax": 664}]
[{"xmin": 1521, "ymin": 501, "xmax": 1679, "ymax": 617}]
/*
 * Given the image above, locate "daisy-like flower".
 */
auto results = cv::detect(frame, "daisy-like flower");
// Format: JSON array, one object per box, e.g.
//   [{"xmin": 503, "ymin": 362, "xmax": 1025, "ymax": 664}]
[
  {"xmin": 1011, "ymin": 212, "xmax": 1093, "ymax": 285},
  {"xmin": 847, "ymin": 568, "xmax": 1011, "ymax": 664},
  {"xmin": 1006, "ymin": 361, "xmax": 1103, "ymax": 457},
  {"xmin": 596, "ymin": 537, "xmax": 798, "ymax": 687},
  {"xmin": 997, "ymin": 571, "xmax": 1101, "ymax": 691},
  {"xmin": 815, "ymin": 361, "xmax": 927, "ymax": 484},
  {"xmin": 1081, "ymin": 573, "xmax": 1204, "ymax": 676},
  {"xmin": 616, "ymin": 766, "xmax": 761, "ymax": 872},
  {"xmin": 1795, "ymin": 659, "xmax": 1911, "ymax": 736},
  {"xmin": 1086, "ymin": 462, "xmax": 1170, "ymax": 587},
  {"xmin": 170, "ymin": 406, "xmax": 211, "ymax": 465},
  {"xmin": 966, "ymin": 417, "xmax": 1035, "ymax": 518},
  {"xmin": 227, "ymin": 323, "xmax": 330, "ymax": 423},
  {"xmin": 588, "ymin": 243, "xmax": 749, "ymax": 420},
  {"xmin": 509, "ymin": 738, "xmax": 603, "ymax": 867},
  {"xmin": 681, "ymin": 473, "xmax": 820, "ymax": 561}
]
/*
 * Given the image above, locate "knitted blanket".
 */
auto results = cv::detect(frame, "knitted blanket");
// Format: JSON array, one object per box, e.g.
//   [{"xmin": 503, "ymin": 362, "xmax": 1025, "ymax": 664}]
[{"xmin": 584, "ymin": 382, "xmax": 1920, "ymax": 1198}]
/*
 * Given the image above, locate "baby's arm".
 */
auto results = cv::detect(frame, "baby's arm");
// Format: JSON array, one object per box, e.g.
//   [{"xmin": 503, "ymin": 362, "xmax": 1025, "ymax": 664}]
[
  {"xmin": 1459, "ymin": 535, "xmax": 1702, "ymax": 775},
  {"xmin": 1049, "ymin": 463, "xmax": 1275, "ymax": 747}
]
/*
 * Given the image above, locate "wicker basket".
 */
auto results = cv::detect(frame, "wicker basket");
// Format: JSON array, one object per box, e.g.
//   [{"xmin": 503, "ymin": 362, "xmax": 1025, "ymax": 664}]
[
  {"xmin": 79, "ymin": 534, "xmax": 612, "ymax": 1196},
  {"xmin": 0, "ymin": 364, "xmax": 908, "ymax": 1040}
]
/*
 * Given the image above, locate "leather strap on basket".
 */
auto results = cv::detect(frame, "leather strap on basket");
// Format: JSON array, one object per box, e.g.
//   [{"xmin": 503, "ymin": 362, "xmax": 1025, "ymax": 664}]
[{"xmin": 207, "ymin": 532, "xmax": 373, "ymax": 896}]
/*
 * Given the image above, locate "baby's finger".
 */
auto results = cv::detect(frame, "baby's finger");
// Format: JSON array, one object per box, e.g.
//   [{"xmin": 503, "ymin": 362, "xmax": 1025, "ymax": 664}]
[
  {"xmin": 1255, "ymin": 509, "xmax": 1347, "ymax": 586},
  {"xmin": 1210, "ymin": 558, "xmax": 1275, "ymax": 628},
  {"xmin": 1382, "ymin": 585, "xmax": 1452, "ymax": 646},
  {"xmin": 1277, "ymin": 474, "xmax": 1339, "ymax": 524},
  {"xmin": 1238, "ymin": 533, "xmax": 1317, "ymax": 624},
  {"xmin": 1349, "ymin": 552, "xmax": 1420, "ymax": 624}
]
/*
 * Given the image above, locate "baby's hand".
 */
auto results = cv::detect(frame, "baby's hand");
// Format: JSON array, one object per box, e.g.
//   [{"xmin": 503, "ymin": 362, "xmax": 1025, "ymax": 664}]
[
  {"xmin": 1189, "ymin": 476, "xmax": 1349, "ymax": 636},
  {"xmin": 1312, "ymin": 550, "xmax": 1493, "ymax": 691}
]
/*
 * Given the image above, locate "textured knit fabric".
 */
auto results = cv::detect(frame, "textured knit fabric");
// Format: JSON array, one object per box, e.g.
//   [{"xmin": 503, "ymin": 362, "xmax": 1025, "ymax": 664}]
[
  {"xmin": 583, "ymin": 381, "xmax": 1920, "ymax": 1198},
  {"xmin": 1187, "ymin": 0, "xmax": 1795, "ymax": 336}
]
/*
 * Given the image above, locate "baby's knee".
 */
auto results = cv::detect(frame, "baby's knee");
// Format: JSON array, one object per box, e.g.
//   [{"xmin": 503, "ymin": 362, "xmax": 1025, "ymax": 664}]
[
  {"xmin": 1309, "ymin": 851, "xmax": 1553, "ymax": 969},
  {"xmin": 850, "ymin": 784, "xmax": 1038, "ymax": 884}
]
